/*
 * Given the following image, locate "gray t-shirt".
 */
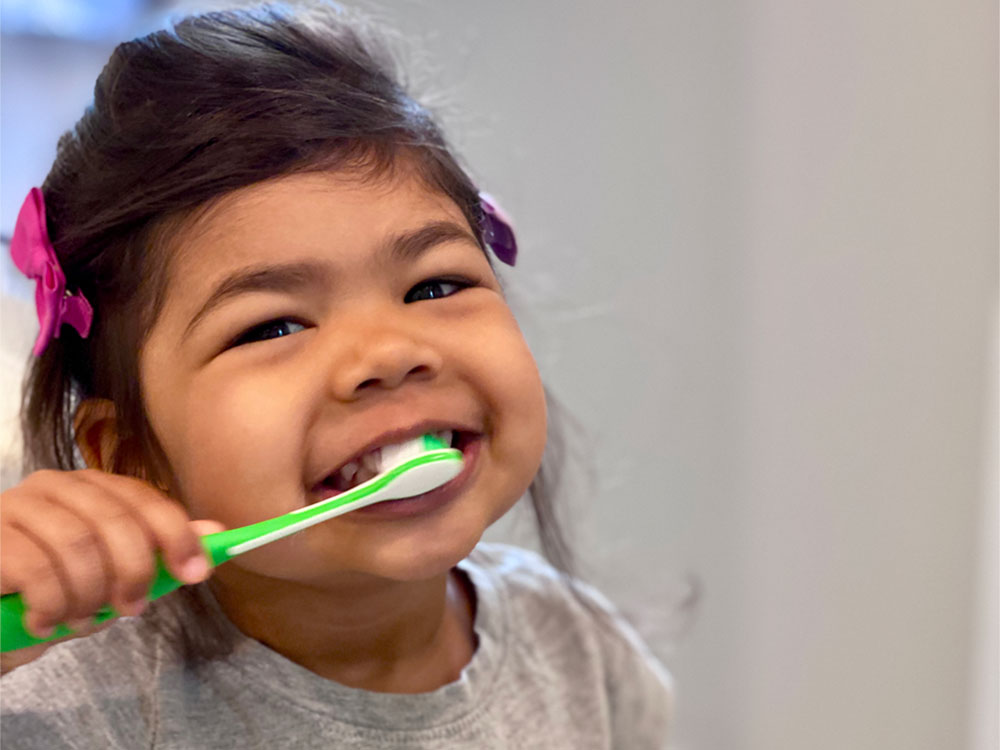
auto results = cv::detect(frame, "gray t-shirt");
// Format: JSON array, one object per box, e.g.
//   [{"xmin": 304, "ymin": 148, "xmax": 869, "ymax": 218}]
[{"xmin": 1, "ymin": 543, "xmax": 673, "ymax": 749}]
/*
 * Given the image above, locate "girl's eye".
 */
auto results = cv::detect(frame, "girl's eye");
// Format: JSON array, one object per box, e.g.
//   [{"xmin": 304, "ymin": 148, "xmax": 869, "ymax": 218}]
[
  {"xmin": 405, "ymin": 278, "xmax": 469, "ymax": 303},
  {"xmin": 231, "ymin": 319, "xmax": 307, "ymax": 348}
]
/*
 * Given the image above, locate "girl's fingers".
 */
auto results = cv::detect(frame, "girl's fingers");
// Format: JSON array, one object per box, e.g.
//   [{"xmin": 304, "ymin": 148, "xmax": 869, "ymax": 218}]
[
  {"xmin": 1, "ymin": 470, "xmax": 222, "ymax": 636},
  {"xmin": 0, "ymin": 524, "xmax": 70, "ymax": 637},
  {"xmin": 76, "ymin": 472, "xmax": 214, "ymax": 586},
  {"xmin": 41, "ymin": 477, "xmax": 157, "ymax": 616},
  {"xmin": 2, "ymin": 492, "xmax": 113, "ymax": 627}
]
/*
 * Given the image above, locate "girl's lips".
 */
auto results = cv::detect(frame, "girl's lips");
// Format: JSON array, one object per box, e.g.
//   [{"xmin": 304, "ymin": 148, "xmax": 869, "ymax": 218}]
[{"xmin": 347, "ymin": 435, "xmax": 482, "ymax": 520}]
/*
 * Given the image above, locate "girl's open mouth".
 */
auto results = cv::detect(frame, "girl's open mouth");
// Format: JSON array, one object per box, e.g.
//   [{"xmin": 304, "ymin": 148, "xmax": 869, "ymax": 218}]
[
  {"xmin": 352, "ymin": 433, "xmax": 482, "ymax": 520},
  {"xmin": 310, "ymin": 431, "xmax": 481, "ymax": 519}
]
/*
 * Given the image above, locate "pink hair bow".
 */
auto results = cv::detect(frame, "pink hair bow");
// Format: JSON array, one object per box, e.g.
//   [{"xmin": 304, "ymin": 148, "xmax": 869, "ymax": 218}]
[{"xmin": 10, "ymin": 188, "xmax": 93, "ymax": 356}]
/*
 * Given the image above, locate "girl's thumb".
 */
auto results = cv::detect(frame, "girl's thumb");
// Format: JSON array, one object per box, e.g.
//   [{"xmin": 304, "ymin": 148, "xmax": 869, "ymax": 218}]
[
  {"xmin": 189, "ymin": 519, "xmax": 227, "ymax": 537},
  {"xmin": 175, "ymin": 520, "xmax": 227, "ymax": 583}
]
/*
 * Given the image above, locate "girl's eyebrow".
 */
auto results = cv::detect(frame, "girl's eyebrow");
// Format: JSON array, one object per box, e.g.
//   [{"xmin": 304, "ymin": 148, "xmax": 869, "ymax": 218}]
[
  {"xmin": 184, "ymin": 220, "xmax": 479, "ymax": 335},
  {"xmin": 384, "ymin": 221, "xmax": 479, "ymax": 264},
  {"xmin": 184, "ymin": 261, "xmax": 330, "ymax": 335}
]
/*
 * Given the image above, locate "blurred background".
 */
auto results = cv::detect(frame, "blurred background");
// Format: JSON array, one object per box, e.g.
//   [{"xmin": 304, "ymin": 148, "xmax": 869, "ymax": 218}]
[{"xmin": 1, "ymin": 1, "xmax": 996, "ymax": 748}]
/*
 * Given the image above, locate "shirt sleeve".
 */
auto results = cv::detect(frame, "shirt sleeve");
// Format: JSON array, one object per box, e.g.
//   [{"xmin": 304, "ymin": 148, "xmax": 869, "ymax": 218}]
[{"xmin": 573, "ymin": 580, "xmax": 676, "ymax": 750}]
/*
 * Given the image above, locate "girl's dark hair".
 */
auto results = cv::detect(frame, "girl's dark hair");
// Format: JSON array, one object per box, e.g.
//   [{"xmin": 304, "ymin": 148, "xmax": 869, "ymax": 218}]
[{"xmin": 19, "ymin": 3, "xmax": 574, "ymax": 662}]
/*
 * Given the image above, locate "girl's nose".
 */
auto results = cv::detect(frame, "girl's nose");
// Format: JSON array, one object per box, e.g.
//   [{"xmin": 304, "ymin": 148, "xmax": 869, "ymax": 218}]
[{"xmin": 327, "ymin": 328, "xmax": 443, "ymax": 401}]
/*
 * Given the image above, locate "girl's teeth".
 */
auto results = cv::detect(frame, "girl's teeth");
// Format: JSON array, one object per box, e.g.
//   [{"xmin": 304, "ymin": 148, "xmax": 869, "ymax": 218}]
[
  {"xmin": 361, "ymin": 451, "xmax": 380, "ymax": 473},
  {"xmin": 331, "ymin": 449, "xmax": 382, "ymax": 490},
  {"xmin": 333, "ymin": 460, "xmax": 371, "ymax": 490},
  {"xmin": 329, "ymin": 432, "xmax": 457, "ymax": 492}
]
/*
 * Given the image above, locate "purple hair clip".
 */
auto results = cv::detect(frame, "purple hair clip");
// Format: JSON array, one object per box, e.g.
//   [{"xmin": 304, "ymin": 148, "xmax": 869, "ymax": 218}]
[
  {"xmin": 479, "ymin": 192, "xmax": 517, "ymax": 266},
  {"xmin": 10, "ymin": 188, "xmax": 93, "ymax": 356}
]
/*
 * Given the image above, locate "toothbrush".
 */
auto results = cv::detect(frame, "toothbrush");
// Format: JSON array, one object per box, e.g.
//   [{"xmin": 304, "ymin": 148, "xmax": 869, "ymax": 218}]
[{"xmin": 0, "ymin": 433, "xmax": 462, "ymax": 653}]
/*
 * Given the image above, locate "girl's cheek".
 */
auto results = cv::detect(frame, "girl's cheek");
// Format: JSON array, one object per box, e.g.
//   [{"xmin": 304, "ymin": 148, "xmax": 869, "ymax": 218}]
[
  {"xmin": 166, "ymin": 370, "xmax": 309, "ymax": 521},
  {"xmin": 484, "ymin": 325, "xmax": 547, "ymax": 465}
]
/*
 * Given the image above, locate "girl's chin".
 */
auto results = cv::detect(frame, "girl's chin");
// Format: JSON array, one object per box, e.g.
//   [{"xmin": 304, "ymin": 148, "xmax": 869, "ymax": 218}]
[{"xmin": 361, "ymin": 526, "xmax": 484, "ymax": 582}]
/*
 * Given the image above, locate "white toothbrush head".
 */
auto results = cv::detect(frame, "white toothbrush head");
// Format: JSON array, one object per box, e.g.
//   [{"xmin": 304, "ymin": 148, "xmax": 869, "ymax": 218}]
[
  {"xmin": 379, "ymin": 431, "xmax": 452, "ymax": 473},
  {"xmin": 377, "ymin": 432, "xmax": 459, "ymax": 499}
]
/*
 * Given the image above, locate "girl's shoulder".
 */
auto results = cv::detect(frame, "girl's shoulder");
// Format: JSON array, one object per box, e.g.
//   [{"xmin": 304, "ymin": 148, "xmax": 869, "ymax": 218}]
[
  {"xmin": 463, "ymin": 543, "xmax": 674, "ymax": 744},
  {"xmin": 467, "ymin": 541, "xmax": 670, "ymax": 653}
]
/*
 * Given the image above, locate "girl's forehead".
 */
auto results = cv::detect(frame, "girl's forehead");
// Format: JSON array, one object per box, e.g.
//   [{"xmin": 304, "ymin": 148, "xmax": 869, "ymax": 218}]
[
  {"xmin": 165, "ymin": 169, "xmax": 470, "ymax": 286},
  {"xmin": 192, "ymin": 169, "xmax": 460, "ymax": 240}
]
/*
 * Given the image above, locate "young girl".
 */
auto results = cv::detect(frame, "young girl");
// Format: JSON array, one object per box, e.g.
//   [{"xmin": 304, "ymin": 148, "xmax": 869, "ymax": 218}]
[{"xmin": 0, "ymin": 4, "xmax": 672, "ymax": 747}]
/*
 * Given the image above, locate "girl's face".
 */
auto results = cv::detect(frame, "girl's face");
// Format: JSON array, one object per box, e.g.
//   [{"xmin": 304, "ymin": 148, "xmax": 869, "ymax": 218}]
[{"xmin": 139, "ymin": 168, "xmax": 546, "ymax": 585}]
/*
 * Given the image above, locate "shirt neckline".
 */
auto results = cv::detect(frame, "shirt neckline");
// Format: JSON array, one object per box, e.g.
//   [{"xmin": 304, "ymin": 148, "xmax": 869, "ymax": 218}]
[{"xmin": 207, "ymin": 549, "xmax": 509, "ymax": 732}]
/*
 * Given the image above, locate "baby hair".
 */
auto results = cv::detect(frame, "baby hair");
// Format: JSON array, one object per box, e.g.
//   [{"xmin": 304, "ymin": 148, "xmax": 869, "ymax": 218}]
[{"xmin": 17, "ymin": 2, "xmax": 574, "ymax": 659}]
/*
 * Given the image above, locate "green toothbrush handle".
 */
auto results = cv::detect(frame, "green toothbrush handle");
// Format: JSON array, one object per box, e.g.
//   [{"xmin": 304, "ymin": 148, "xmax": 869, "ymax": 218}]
[{"xmin": 0, "ymin": 533, "xmax": 236, "ymax": 653}]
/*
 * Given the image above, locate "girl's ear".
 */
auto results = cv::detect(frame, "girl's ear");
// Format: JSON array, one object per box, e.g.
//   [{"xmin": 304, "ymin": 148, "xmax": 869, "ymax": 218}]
[
  {"xmin": 73, "ymin": 398, "xmax": 120, "ymax": 471},
  {"xmin": 73, "ymin": 400, "xmax": 172, "ymax": 490}
]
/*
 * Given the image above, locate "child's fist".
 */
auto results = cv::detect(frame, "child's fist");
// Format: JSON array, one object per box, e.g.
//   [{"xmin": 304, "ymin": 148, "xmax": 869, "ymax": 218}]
[{"xmin": 0, "ymin": 469, "xmax": 223, "ymax": 667}]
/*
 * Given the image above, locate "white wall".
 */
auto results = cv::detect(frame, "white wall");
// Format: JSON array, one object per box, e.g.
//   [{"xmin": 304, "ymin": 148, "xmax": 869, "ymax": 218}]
[
  {"xmin": 738, "ymin": 4, "xmax": 996, "ymax": 748},
  {"xmin": 1, "ymin": 2, "xmax": 995, "ymax": 749}
]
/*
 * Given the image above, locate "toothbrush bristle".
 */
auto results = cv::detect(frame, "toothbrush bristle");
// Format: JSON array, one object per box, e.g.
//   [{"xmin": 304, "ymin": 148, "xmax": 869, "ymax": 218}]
[
  {"xmin": 378, "ymin": 434, "xmax": 445, "ymax": 473},
  {"xmin": 423, "ymin": 433, "xmax": 448, "ymax": 451}
]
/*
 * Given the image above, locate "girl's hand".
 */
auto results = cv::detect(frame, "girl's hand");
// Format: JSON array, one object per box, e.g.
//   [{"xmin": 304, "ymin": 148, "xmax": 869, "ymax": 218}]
[{"xmin": 0, "ymin": 469, "xmax": 224, "ymax": 670}]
